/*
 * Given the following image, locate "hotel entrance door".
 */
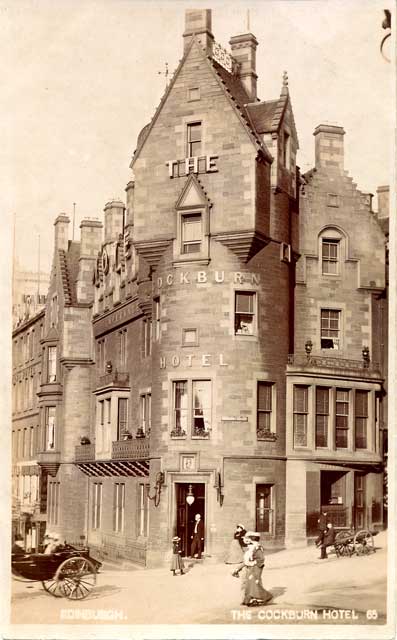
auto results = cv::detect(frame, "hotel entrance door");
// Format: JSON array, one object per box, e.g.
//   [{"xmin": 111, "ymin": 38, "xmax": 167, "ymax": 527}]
[{"xmin": 175, "ymin": 483, "xmax": 205, "ymax": 557}]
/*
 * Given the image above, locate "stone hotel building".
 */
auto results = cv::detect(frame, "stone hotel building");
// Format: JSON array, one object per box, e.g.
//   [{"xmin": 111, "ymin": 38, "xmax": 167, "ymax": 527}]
[{"xmin": 12, "ymin": 9, "xmax": 388, "ymax": 565}]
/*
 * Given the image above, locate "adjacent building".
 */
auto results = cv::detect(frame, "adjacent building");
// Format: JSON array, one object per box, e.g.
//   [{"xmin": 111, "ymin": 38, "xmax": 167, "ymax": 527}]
[
  {"xmin": 12, "ymin": 259, "xmax": 49, "ymax": 328},
  {"xmin": 12, "ymin": 309, "xmax": 45, "ymax": 549},
  {"xmin": 286, "ymin": 125, "xmax": 388, "ymax": 545}
]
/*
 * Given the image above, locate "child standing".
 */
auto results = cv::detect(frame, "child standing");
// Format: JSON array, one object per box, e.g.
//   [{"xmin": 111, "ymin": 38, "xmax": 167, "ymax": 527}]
[{"xmin": 170, "ymin": 535, "xmax": 185, "ymax": 576}]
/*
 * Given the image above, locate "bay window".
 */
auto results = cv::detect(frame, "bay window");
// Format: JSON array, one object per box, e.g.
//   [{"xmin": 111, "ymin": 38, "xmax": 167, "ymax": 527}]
[
  {"xmin": 335, "ymin": 389, "xmax": 349, "ymax": 448},
  {"xmin": 48, "ymin": 346, "xmax": 57, "ymax": 382},
  {"xmin": 293, "ymin": 385, "xmax": 308, "ymax": 447},
  {"xmin": 45, "ymin": 407, "xmax": 56, "ymax": 450},
  {"xmin": 355, "ymin": 390, "xmax": 368, "ymax": 449},
  {"xmin": 171, "ymin": 379, "xmax": 212, "ymax": 438}
]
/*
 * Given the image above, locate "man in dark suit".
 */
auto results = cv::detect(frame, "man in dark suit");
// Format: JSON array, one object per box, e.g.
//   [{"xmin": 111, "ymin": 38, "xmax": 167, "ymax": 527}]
[{"xmin": 190, "ymin": 513, "xmax": 204, "ymax": 559}]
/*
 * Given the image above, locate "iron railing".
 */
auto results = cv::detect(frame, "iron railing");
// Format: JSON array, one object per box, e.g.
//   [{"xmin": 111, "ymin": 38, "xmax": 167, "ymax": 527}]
[
  {"xmin": 112, "ymin": 438, "xmax": 150, "ymax": 460},
  {"xmin": 287, "ymin": 354, "xmax": 381, "ymax": 373}
]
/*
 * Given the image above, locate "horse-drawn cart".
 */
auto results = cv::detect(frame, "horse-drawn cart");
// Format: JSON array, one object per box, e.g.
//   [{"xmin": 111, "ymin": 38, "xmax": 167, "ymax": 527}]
[
  {"xmin": 12, "ymin": 545, "xmax": 102, "ymax": 600},
  {"xmin": 334, "ymin": 528, "xmax": 376, "ymax": 558}
]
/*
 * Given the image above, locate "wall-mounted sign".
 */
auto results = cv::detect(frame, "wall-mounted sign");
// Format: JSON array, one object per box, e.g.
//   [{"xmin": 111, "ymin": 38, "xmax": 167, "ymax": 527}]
[
  {"xmin": 157, "ymin": 270, "xmax": 260, "ymax": 289},
  {"xmin": 160, "ymin": 353, "xmax": 228, "ymax": 369},
  {"xmin": 181, "ymin": 455, "xmax": 196, "ymax": 472},
  {"xmin": 166, "ymin": 155, "xmax": 218, "ymax": 179}
]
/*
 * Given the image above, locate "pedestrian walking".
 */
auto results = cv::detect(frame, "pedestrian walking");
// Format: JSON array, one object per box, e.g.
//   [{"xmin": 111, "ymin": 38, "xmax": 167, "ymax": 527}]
[
  {"xmin": 190, "ymin": 514, "xmax": 204, "ymax": 559},
  {"xmin": 241, "ymin": 532, "xmax": 272, "ymax": 607},
  {"xmin": 170, "ymin": 536, "xmax": 185, "ymax": 576},
  {"xmin": 225, "ymin": 523, "xmax": 247, "ymax": 564}
]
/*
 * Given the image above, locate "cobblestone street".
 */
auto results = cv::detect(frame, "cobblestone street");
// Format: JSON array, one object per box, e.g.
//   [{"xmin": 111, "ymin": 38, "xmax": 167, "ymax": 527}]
[{"xmin": 10, "ymin": 532, "xmax": 388, "ymax": 628}]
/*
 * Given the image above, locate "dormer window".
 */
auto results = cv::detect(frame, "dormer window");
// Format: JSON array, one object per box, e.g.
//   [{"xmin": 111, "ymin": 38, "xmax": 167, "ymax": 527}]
[
  {"xmin": 187, "ymin": 122, "xmax": 202, "ymax": 157},
  {"xmin": 182, "ymin": 213, "xmax": 202, "ymax": 254},
  {"xmin": 174, "ymin": 174, "xmax": 210, "ymax": 264}
]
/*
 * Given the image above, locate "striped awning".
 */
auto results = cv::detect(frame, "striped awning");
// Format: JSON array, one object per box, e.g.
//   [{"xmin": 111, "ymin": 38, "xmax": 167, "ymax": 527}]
[{"xmin": 75, "ymin": 459, "xmax": 149, "ymax": 477}]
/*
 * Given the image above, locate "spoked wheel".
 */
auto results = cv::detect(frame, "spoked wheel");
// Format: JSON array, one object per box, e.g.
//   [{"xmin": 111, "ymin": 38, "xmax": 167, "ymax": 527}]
[
  {"xmin": 334, "ymin": 530, "xmax": 354, "ymax": 557},
  {"xmin": 336, "ymin": 542, "xmax": 354, "ymax": 557},
  {"xmin": 41, "ymin": 578, "xmax": 64, "ymax": 597},
  {"xmin": 354, "ymin": 529, "xmax": 374, "ymax": 555},
  {"xmin": 55, "ymin": 557, "xmax": 97, "ymax": 600}
]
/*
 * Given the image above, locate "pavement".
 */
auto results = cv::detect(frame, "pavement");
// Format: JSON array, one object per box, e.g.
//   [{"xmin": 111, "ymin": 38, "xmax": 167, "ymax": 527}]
[{"xmin": 10, "ymin": 531, "xmax": 388, "ymax": 627}]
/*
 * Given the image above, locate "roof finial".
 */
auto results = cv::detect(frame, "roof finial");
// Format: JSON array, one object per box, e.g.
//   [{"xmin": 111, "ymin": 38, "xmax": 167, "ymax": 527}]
[
  {"xmin": 158, "ymin": 62, "xmax": 169, "ymax": 89},
  {"xmin": 281, "ymin": 70, "xmax": 289, "ymax": 96}
]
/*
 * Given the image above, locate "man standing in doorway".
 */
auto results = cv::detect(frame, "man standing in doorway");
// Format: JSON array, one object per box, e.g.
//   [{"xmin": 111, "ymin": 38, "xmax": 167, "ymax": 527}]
[{"xmin": 190, "ymin": 513, "xmax": 204, "ymax": 559}]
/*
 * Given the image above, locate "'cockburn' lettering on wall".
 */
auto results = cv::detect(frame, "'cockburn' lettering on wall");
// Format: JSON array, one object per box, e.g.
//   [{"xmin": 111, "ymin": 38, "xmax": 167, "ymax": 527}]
[
  {"xmin": 160, "ymin": 354, "xmax": 228, "ymax": 369},
  {"xmin": 157, "ymin": 271, "xmax": 260, "ymax": 288}
]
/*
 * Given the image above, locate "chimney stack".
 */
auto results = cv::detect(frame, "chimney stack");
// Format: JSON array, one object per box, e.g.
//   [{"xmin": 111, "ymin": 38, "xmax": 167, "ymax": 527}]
[
  {"xmin": 313, "ymin": 124, "xmax": 345, "ymax": 172},
  {"xmin": 76, "ymin": 218, "xmax": 103, "ymax": 303},
  {"xmin": 229, "ymin": 32, "xmax": 258, "ymax": 102},
  {"xmin": 376, "ymin": 185, "xmax": 389, "ymax": 219},
  {"xmin": 183, "ymin": 9, "xmax": 214, "ymax": 56},
  {"xmin": 125, "ymin": 181, "xmax": 135, "ymax": 230},
  {"xmin": 54, "ymin": 214, "xmax": 70, "ymax": 253},
  {"xmin": 104, "ymin": 200, "xmax": 125, "ymax": 244}
]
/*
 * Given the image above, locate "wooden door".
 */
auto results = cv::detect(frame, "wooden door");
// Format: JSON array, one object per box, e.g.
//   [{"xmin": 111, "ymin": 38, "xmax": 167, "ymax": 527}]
[
  {"xmin": 176, "ymin": 483, "xmax": 205, "ymax": 556},
  {"xmin": 354, "ymin": 474, "xmax": 366, "ymax": 529}
]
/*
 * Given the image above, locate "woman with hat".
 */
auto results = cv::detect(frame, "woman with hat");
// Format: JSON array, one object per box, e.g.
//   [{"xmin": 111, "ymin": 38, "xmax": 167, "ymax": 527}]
[
  {"xmin": 241, "ymin": 532, "xmax": 272, "ymax": 607},
  {"xmin": 225, "ymin": 523, "xmax": 248, "ymax": 565},
  {"xmin": 170, "ymin": 535, "xmax": 185, "ymax": 576}
]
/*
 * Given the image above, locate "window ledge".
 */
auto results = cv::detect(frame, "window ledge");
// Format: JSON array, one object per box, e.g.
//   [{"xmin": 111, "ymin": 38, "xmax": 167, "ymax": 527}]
[
  {"xmin": 172, "ymin": 258, "xmax": 210, "ymax": 267},
  {"xmin": 192, "ymin": 435, "xmax": 210, "ymax": 440},
  {"xmin": 257, "ymin": 433, "xmax": 277, "ymax": 442}
]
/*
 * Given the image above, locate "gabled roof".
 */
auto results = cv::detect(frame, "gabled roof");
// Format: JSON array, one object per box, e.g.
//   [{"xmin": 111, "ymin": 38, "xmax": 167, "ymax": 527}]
[
  {"xmin": 175, "ymin": 173, "xmax": 212, "ymax": 209},
  {"xmin": 130, "ymin": 36, "xmax": 274, "ymax": 168},
  {"xmin": 56, "ymin": 241, "xmax": 81, "ymax": 306},
  {"xmin": 246, "ymin": 75, "xmax": 299, "ymax": 147}
]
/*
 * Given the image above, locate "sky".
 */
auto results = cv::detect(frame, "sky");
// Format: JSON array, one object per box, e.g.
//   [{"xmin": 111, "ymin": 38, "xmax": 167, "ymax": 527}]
[{"xmin": 1, "ymin": 0, "xmax": 394, "ymax": 277}]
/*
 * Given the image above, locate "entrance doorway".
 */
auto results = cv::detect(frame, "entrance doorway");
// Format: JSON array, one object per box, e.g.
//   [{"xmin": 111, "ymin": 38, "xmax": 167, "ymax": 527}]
[
  {"xmin": 175, "ymin": 483, "xmax": 205, "ymax": 557},
  {"xmin": 320, "ymin": 470, "xmax": 347, "ymax": 528},
  {"xmin": 354, "ymin": 473, "xmax": 366, "ymax": 529}
]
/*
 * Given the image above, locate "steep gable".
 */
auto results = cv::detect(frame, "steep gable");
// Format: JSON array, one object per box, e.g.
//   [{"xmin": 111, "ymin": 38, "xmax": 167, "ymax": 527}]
[{"xmin": 130, "ymin": 37, "xmax": 272, "ymax": 169}]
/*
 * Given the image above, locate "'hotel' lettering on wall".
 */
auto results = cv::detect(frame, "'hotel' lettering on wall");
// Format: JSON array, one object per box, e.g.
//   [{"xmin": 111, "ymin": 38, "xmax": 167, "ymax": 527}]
[
  {"xmin": 160, "ymin": 353, "xmax": 228, "ymax": 369},
  {"xmin": 166, "ymin": 155, "xmax": 218, "ymax": 178}
]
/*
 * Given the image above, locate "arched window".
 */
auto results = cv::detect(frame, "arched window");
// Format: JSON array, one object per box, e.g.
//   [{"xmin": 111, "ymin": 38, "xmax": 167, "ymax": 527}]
[{"xmin": 319, "ymin": 227, "xmax": 346, "ymax": 276}]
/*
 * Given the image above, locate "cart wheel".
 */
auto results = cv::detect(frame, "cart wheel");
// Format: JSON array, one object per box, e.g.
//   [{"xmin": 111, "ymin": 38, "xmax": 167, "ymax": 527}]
[
  {"xmin": 335, "ymin": 530, "xmax": 354, "ymax": 543},
  {"xmin": 354, "ymin": 529, "xmax": 374, "ymax": 555},
  {"xmin": 55, "ymin": 557, "xmax": 97, "ymax": 600},
  {"xmin": 41, "ymin": 578, "xmax": 64, "ymax": 597},
  {"xmin": 339, "ymin": 542, "xmax": 354, "ymax": 557}
]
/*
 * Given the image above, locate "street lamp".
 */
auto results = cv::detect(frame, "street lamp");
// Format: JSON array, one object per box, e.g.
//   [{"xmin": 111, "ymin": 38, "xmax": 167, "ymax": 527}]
[{"xmin": 186, "ymin": 484, "xmax": 195, "ymax": 506}]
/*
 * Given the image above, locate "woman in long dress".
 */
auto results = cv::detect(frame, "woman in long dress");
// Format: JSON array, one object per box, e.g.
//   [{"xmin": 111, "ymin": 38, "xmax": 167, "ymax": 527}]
[
  {"xmin": 242, "ymin": 533, "xmax": 272, "ymax": 607},
  {"xmin": 225, "ymin": 524, "xmax": 247, "ymax": 564}
]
